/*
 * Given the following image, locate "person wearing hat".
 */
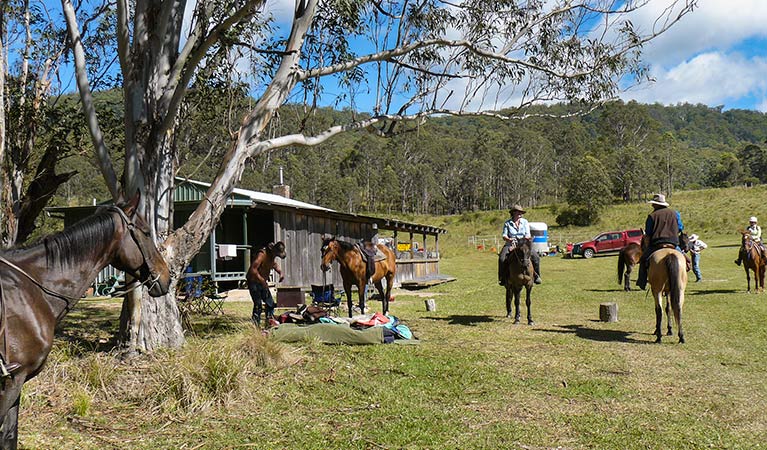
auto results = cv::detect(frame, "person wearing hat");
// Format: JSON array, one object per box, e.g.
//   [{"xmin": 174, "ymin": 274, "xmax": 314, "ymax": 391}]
[
  {"xmin": 636, "ymin": 193, "xmax": 684, "ymax": 290},
  {"xmin": 687, "ymin": 234, "xmax": 707, "ymax": 282},
  {"xmin": 498, "ymin": 205, "xmax": 542, "ymax": 285},
  {"xmin": 735, "ymin": 216, "xmax": 762, "ymax": 266}
]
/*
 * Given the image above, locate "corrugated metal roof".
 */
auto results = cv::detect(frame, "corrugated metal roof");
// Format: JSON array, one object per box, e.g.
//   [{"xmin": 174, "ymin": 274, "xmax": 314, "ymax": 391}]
[{"xmin": 176, "ymin": 178, "xmax": 332, "ymax": 211}]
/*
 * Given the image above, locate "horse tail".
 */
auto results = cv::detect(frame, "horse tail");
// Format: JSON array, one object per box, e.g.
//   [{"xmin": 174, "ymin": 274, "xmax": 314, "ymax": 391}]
[
  {"xmin": 666, "ymin": 254, "xmax": 681, "ymax": 311},
  {"xmin": 618, "ymin": 251, "xmax": 626, "ymax": 285}
]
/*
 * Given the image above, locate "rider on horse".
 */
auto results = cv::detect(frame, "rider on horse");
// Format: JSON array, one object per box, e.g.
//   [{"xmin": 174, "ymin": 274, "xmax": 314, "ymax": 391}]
[
  {"xmin": 735, "ymin": 216, "xmax": 763, "ymax": 266},
  {"xmin": 498, "ymin": 204, "xmax": 542, "ymax": 286},
  {"xmin": 636, "ymin": 194, "xmax": 684, "ymax": 291}
]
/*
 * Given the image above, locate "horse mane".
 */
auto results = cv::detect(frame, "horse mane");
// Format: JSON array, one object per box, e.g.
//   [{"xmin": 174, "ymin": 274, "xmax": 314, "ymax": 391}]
[
  {"xmin": 26, "ymin": 212, "xmax": 117, "ymax": 268},
  {"xmin": 324, "ymin": 238, "xmax": 354, "ymax": 252}
]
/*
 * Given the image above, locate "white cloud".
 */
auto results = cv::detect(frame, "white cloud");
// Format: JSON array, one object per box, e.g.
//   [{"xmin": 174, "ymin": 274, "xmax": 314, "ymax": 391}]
[{"xmin": 623, "ymin": 51, "xmax": 767, "ymax": 109}]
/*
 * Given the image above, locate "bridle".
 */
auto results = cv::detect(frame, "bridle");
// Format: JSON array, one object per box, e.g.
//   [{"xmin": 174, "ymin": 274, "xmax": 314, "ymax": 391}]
[{"xmin": 0, "ymin": 206, "xmax": 161, "ymax": 304}]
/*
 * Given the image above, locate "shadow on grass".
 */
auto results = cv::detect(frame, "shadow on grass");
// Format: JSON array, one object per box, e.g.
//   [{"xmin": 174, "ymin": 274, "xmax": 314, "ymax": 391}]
[
  {"xmin": 55, "ymin": 303, "xmax": 121, "ymax": 353},
  {"xmin": 538, "ymin": 323, "xmax": 649, "ymax": 344},
  {"xmin": 584, "ymin": 288, "xmax": 629, "ymax": 293},
  {"xmin": 424, "ymin": 314, "xmax": 496, "ymax": 326},
  {"xmin": 688, "ymin": 289, "xmax": 739, "ymax": 295}
]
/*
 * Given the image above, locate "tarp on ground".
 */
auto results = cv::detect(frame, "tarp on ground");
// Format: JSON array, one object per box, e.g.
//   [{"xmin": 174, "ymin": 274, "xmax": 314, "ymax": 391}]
[{"xmin": 270, "ymin": 323, "xmax": 384, "ymax": 345}]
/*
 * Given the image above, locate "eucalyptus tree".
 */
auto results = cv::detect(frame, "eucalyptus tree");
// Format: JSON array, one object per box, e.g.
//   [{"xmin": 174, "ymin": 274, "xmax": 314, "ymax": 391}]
[{"xmin": 58, "ymin": 0, "xmax": 697, "ymax": 352}]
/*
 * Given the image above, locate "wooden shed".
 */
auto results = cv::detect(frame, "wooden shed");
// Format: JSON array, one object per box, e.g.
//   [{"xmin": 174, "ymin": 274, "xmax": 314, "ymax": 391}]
[{"xmin": 47, "ymin": 178, "xmax": 450, "ymax": 293}]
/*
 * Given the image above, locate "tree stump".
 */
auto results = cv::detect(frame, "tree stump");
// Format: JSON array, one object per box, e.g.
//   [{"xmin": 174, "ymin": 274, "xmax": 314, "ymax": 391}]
[
  {"xmin": 599, "ymin": 302, "xmax": 618, "ymax": 322},
  {"xmin": 425, "ymin": 298, "xmax": 437, "ymax": 312}
]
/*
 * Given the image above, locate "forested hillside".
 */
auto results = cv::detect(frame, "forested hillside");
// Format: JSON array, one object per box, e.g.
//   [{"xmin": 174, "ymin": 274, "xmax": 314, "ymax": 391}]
[{"xmin": 54, "ymin": 97, "xmax": 767, "ymax": 218}]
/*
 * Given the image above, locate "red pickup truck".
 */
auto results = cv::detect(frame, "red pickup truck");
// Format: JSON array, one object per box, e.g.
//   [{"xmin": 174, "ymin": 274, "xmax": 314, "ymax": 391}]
[{"xmin": 570, "ymin": 229, "xmax": 644, "ymax": 258}]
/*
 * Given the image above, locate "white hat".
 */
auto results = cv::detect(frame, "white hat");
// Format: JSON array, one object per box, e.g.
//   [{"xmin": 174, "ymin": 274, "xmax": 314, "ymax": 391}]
[
  {"xmin": 750, "ymin": 216, "xmax": 758, "ymax": 223},
  {"xmin": 648, "ymin": 193, "xmax": 669, "ymax": 207},
  {"xmin": 689, "ymin": 234, "xmax": 698, "ymax": 241}
]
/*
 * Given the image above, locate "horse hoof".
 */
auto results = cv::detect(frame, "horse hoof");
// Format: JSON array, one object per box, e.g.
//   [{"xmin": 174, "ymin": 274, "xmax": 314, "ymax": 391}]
[
  {"xmin": 513, "ymin": 319, "xmax": 520, "ymax": 325},
  {"xmin": 666, "ymin": 331, "xmax": 673, "ymax": 336},
  {"xmin": 679, "ymin": 337, "xmax": 686, "ymax": 344},
  {"xmin": 655, "ymin": 337, "xmax": 662, "ymax": 344},
  {"xmin": 528, "ymin": 320, "xmax": 535, "ymax": 326},
  {"xmin": 505, "ymin": 313, "xmax": 512, "ymax": 319}
]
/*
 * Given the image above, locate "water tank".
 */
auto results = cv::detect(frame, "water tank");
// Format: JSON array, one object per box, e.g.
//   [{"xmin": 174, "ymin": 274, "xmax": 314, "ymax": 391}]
[{"xmin": 529, "ymin": 222, "xmax": 549, "ymax": 255}]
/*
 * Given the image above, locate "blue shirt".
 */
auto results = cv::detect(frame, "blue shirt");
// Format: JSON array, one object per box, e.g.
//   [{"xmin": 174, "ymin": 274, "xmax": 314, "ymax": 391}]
[{"xmin": 503, "ymin": 217, "xmax": 531, "ymax": 240}]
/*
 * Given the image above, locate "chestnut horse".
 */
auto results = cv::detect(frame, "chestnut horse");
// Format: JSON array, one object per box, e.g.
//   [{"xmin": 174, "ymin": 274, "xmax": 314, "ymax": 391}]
[
  {"xmin": 648, "ymin": 248, "xmax": 687, "ymax": 343},
  {"xmin": 501, "ymin": 238, "xmax": 535, "ymax": 324},
  {"xmin": 739, "ymin": 232, "xmax": 766, "ymax": 293},
  {"xmin": 617, "ymin": 242, "xmax": 642, "ymax": 291},
  {"xmin": 320, "ymin": 236, "xmax": 396, "ymax": 318},
  {"xmin": 0, "ymin": 195, "xmax": 170, "ymax": 449}
]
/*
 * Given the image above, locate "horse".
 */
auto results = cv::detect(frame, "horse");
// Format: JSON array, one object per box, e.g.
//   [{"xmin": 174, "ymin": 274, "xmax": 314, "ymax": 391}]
[
  {"xmin": 0, "ymin": 194, "xmax": 170, "ymax": 449},
  {"xmin": 320, "ymin": 236, "xmax": 396, "ymax": 318},
  {"xmin": 617, "ymin": 242, "xmax": 642, "ymax": 291},
  {"xmin": 647, "ymin": 247, "xmax": 687, "ymax": 343},
  {"xmin": 501, "ymin": 238, "xmax": 535, "ymax": 324},
  {"xmin": 739, "ymin": 231, "xmax": 766, "ymax": 293}
]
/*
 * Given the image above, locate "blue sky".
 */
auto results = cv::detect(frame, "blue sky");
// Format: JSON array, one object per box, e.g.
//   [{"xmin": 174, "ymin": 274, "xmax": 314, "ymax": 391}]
[
  {"xmin": 619, "ymin": 0, "xmax": 767, "ymax": 111},
  {"xmin": 36, "ymin": 0, "xmax": 767, "ymax": 113},
  {"xmin": 265, "ymin": 0, "xmax": 767, "ymax": 113}
]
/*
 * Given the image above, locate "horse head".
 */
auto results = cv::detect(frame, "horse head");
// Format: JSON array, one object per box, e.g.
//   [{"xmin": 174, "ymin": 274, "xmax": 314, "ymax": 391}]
[
  {"xmin": 268, "ymin": 241, "xmax": 287, "ymax": 259},
  {"xmin": 320, "ymin": 235, "xmax": 338, "ymax": 272},
  {"xmin": 108, "ymin": 193, "xmax": 171, "ymax": 297}
]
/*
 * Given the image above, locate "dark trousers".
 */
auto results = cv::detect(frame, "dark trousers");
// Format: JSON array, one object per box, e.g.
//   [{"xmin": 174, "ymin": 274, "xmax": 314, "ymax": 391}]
[
  {"xmin": 248, "ymin": 282, "xmax": 275, "ymax": 325},
  {"xmin": 498, "ymin": 243, "xmax": 541, "ymax": 282}
]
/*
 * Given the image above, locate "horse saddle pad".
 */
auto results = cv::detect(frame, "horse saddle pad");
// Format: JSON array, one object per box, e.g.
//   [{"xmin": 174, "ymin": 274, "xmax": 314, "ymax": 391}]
[{"xmin": 355, "ymin": 242, "xmax": 386, "ymax": 262}]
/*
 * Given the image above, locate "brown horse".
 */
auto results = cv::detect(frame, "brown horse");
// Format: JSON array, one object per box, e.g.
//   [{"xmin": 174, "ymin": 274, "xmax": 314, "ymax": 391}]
[
  {"xmin": 617, "ymin": 242, "xmax": 642, "ymax": 291},
  {"xmin": 0, "ymin": 194, "xmax": 170, "ymax": 449},
  {"xmin": 320, "ymin": 236, "xmax": 396, "ymax": 318},
  {"xmin": 648, "ymin": 248, "xmax": 687, "ymax": 343},
  {"xmin": 501, "ymin": 238, "xmax": 535, "ymax": 324},
  {"xmin": 739, "ymin": 232, "xmax": 766, "ymax": 293}
]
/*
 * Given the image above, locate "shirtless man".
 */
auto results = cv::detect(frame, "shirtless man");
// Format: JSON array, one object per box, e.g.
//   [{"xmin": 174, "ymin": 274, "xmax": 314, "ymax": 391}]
[{"xmin": 246, "ymin": 241, "xmax": 286, "ymax": 328}]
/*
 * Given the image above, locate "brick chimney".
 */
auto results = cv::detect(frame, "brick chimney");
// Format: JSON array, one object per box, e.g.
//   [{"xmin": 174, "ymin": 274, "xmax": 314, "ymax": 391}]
[{"xmin": 272, "ymin": 166, "xmax": 290, "ymax": 198}]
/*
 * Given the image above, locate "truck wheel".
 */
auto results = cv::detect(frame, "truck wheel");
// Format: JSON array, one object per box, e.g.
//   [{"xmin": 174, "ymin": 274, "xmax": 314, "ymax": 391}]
[{"xmin": 583, "ymin": 248, "xmax": 595, "ymax": 259}]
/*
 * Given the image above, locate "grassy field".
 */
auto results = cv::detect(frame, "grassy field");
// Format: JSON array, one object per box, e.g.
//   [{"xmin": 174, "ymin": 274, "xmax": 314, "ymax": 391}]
[{"xmin": 18, "ymin": 188, "xmax": 767, "ymax": 449}]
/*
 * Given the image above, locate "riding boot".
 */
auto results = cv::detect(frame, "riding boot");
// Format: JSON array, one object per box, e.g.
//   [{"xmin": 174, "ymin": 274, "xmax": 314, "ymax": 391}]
[
  {"xmin": 531, "ymin": 252, "xmax": 542, "ymax": 284},
  {"xmin": 636, "ymin": 262, "xmax": 647, "ymax": 290},
  {"xmin": 498, "ymin": 245, "xmax": 509, "ymax": 285}
]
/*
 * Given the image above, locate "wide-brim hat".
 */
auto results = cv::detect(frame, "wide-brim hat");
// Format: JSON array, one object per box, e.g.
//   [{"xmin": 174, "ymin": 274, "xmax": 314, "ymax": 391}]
[
  {"xmin": 648, "ymin": 193, "xmax": 669, "ymax": 207},
  {"xmin": 509, "ymin": 204, "xmax": 526, "ymax": 214},
  {"xmin": 750, "ymin": 216, "xmax": 758, "ymax": 223}
]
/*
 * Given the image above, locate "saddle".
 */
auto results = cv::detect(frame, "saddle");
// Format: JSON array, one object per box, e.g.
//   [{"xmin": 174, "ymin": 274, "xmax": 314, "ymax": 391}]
[
  {"xmin": 649, "ymin": 244, "xmax": 691, "ymax": 272},
  {"xmin": 355, "ymin": 242, "xmax": 385, "ymax": 281}
]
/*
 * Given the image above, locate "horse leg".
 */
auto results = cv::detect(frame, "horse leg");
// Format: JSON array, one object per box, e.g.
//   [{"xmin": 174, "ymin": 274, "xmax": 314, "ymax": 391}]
[
  {"xmin": 665, "ymin": 296, "xmax": 673, "ymax": 336},
  {"xmin": 760, "ymin": 264, "xmax": 766, "ymax": 293},
  {"xmin": 0, "ymin": 379, "xmax": 25, "ymax": 450},
  {"xmin": 624, "ymin": 265, "xmax": 632, "ymax": 292},
  {"xmin": 513, "ymin": 287, "xmax": 522, "ymax": 324},
  {"xmin": 383, "ymin": 272, "xmax": 394, "ymax": 316},
  {"xmin": 654, "ymin": 294, "xmax": 663, "ymax": 343},
  {"xmin": 505, "ymin": 287, "xmax": 513, "ymax": 318},
  {"xmin": 358, "ymin": 281, "xmax": 367, "ymax": 315},
  {"xmin": 525, "ymin": 286, "xmax": 534, "ymax": 326},
  {"xmin": 673, "ymin": 291, "xmax": 685, "ymax": 344},
  {"xmin": 374, "ymin": 280, "xmax": 387, "ymax": 315},
  {"xmin": 344, "ymin": 280, "xmax": 354, "ymax": 318},
  {"xmin": 746, "ymin": 267, "xmax": 752, "ymax": 293}
]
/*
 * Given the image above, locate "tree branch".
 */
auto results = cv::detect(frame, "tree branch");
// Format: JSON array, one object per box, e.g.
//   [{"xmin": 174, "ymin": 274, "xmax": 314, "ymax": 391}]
[{"xmin": 60, "ymin": 0, "xmax": 119, "ymax": 200}]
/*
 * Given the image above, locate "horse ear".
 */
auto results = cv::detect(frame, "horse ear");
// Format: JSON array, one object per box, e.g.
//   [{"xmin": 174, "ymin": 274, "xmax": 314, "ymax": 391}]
[{"xmin": 123, "ymin": 191, "xmax": 141, "ymax": 216}]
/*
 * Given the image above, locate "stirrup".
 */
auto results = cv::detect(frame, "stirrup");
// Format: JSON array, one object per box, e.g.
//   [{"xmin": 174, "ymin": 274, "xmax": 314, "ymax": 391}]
[{"xmin": 0, "ymin": 361, "xmax": 20, "ymax": 378}]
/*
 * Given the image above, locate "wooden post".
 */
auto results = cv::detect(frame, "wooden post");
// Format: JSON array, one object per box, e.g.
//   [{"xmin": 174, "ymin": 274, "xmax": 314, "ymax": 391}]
[
  {"xmin": 422, "ymin": 231, "xmax": 427, "ymax": 258},
  {"xmin": 409, "ymin": 231, "xmax": 414, "ymax": 259},
  {"xmin": 599, "ymin": 302, "xmax": 618, "ymax": 322},
  {"xmin": 435, "ymin": 233, "xmax": 439, "ymax": 257}
]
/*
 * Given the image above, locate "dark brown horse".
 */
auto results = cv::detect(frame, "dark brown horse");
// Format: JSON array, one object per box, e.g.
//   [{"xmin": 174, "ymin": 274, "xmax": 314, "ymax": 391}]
[
  {"xmin": 617, "ymin": 242, "xmax": 642, "ymax": 291},
  {"xmin": 739, "ymin": 231, "xmax": 766, "ymax": 293},
  {"xmin": 648, "ymin": 248, "xmax": 687, "ymax": 343},
  {"xmin": 320, "ymin": 236, "xmax": 396, "ymax": 318},
  {"xmin": 501, "ymin": 238, "xmax": 535, "ymax": 324},
  {"xmin": 0, "ymin": 195, "xmax": 170, "ymax": 449}
]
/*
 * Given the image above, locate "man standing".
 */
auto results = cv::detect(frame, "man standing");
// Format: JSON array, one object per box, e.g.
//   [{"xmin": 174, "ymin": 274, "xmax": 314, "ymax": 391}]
[
  {"xmin": 498, "ymin": 204, "xmax": 542, "ymax": 285},
  {"xmin": 246, "ymin": 241, "xmax": 286, "ymax": 328},
  {"xmin": 688, "ymin": 234, "xmax": 707, "ymax": 282},
  {"xmin": 636, "ymin": 194, "xmax": 684, "ymax": 290}
]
